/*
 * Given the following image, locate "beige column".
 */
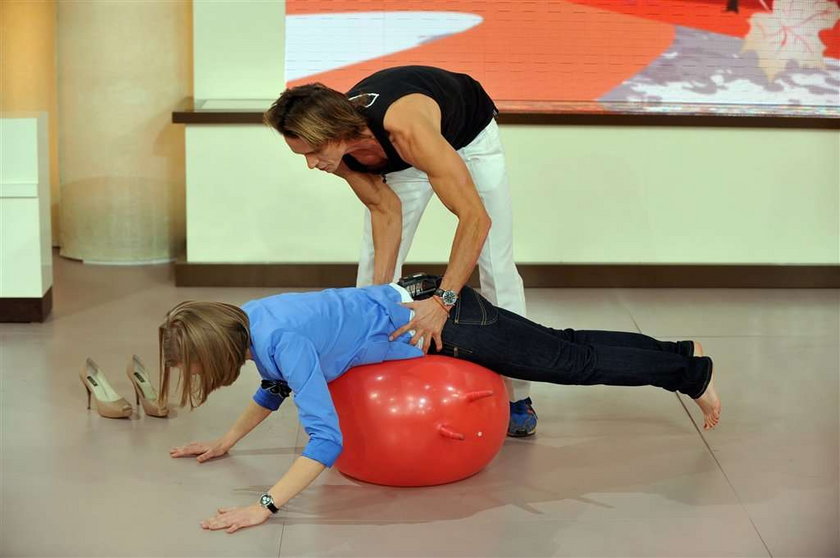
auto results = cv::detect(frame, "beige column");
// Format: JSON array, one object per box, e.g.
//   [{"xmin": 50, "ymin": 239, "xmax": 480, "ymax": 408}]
[
  {"xmin": 57, "ymin": 0, "xmax": 191, "ymax": 263},
  {"xmin": 0, "ymin": 0, "xmax": 60, "ymax": 244}
]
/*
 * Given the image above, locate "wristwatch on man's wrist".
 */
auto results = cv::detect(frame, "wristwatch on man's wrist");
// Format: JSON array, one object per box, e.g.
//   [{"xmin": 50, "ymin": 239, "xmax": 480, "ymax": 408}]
[
  {"xmin": 259, "ymin": 492, "xmax": 279, "ymax": 514},
  {"xmin": 433, "ymin": 288, "xmax": 458, "ymax": 308}
]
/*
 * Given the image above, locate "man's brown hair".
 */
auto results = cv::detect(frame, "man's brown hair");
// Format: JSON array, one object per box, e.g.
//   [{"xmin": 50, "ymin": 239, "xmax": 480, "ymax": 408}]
[{"xmin": 263, "ymin": 83, "xmax": 368, "ymax": 148}]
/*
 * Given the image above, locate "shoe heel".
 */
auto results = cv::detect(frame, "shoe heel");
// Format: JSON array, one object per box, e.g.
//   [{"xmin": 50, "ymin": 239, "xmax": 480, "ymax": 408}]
[
  {"xmin": 79, "ymin": 358, "xmax": 133, "ymax": 419},
  {"xmin": 81, "ymin": 379, "xmax": 91, "ymax": 410},
  {"xmin": 126, "ymin": 355, "xmax": 168, "ymax": 418}
]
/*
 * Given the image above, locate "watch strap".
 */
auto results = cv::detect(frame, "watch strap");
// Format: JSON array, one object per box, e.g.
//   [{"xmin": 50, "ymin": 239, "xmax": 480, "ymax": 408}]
[{"xmin": 432, "ymin": 295, "xmax": 452, "ymax": 313}]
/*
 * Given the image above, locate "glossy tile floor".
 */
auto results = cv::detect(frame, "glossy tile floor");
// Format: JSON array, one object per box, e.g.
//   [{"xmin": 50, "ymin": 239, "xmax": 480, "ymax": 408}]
[{"xmin": 1, "ymin": 256, "xmax": 837, "ymax": 557}]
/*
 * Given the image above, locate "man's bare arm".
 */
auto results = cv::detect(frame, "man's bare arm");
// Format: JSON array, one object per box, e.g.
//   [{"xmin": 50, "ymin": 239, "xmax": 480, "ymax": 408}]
[
  {"xmin": 384, "ymin": 94, "xmax": 491, "ymax": 296},
  {"xmin": 384, "ymin": 94, "xmax": 492, "ymax": 352},
  {"xmin": 335, "ymin": 162, "xmax": 403, "ymax": 284}
]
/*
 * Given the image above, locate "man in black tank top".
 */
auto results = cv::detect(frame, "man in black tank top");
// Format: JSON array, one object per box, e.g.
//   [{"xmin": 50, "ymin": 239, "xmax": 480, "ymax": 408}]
[
  {"xmin": 342, "ymin": 66, "xmax": 497, "ymax": 175},
  {"xmin": 265, "ymin": 66, "xmax": 538, "ymax": 437}
]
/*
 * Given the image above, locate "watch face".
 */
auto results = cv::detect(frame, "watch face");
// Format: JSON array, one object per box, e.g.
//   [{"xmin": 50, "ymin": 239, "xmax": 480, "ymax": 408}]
[
  {"xmin": 442, "ymin": 290, "xmax": 458, "ymax": 306},
  {"xmin": 260, "ymin": 494, "xmax": 272, "ymax": 506}
]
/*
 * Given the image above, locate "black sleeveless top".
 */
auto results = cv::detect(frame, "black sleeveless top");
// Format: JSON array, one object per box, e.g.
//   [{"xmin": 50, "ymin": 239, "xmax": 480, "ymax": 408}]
[{"xmin": 343, "ymin": 66, "xmax": 498, "ymax": 175}]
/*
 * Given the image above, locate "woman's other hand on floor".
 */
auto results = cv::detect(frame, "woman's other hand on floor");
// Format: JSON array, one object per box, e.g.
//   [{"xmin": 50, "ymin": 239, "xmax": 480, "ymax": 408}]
[
  {"xmin": 200, "ymin": 504, "xmax": 271, "ymax": 533},
  {"xmin": 169, "ymin": 439, "xmax": 231, "ymax": 463}
]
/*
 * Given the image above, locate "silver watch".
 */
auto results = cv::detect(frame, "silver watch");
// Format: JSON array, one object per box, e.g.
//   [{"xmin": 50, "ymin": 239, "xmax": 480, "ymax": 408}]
[
  {"xmin": 434, "ymin": 288, "xmax": 458, "ymax": 307},
  {"xmin": 259, "ymin": 492, "xmax": 279, "ymax": 514}
]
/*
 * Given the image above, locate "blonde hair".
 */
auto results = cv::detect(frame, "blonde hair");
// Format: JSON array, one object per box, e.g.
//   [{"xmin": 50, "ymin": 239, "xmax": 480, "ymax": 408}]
[
  {"xmin": 263, "ymin": 83, "xmax": 368, "ymax": 148},
  {"xmin": 159, "ymin": 301, "xmax": 250, "ymax": 409}
]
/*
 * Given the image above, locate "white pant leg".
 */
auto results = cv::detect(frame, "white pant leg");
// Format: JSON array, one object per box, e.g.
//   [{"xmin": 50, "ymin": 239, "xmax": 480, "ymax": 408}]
[
  {"xmin": 356, "ymin": 122, "xmax": 532, "ymax": 403},
  {"xmin": 356, "ymin": 168, "xmax": 435, "ymax": 287},
  {"xmin": 457, "ymin": 121, "xmax": 531, "ymax": 402}
]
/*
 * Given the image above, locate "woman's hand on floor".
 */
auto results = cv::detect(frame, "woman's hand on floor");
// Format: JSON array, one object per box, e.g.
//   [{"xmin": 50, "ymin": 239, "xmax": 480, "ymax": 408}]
[
  {"xmin": 201, "ymin": 504, "xmax": 272, "ymax": 533},
  {"xmin": 169, "ymin": 439, "xmax": 230, "ymax": 463}
]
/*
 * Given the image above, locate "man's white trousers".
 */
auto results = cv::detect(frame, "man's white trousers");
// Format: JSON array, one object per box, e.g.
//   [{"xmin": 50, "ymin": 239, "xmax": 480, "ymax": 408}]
[{"xmin": 355, "ymin": 120, "xmax": 531, "ymax": 402}]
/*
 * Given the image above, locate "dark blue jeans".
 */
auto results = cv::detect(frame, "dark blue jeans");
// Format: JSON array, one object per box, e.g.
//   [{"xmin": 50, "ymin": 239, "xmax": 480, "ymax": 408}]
[{"xmin": 431, "ymin": 286, "xmax": 712, "ymax": 399}]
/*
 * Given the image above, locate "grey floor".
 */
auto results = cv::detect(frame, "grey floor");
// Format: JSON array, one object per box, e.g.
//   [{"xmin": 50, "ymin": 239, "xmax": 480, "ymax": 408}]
[{"xmin": 1, "ymin": 255, "xmax": 838, "ymax": 557}]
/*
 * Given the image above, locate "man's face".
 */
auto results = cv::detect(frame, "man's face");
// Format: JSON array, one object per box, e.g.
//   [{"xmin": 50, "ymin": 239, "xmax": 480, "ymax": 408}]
[{"xmin": 285, "ymin": 136, "xmax": 347, "ymax": 174}]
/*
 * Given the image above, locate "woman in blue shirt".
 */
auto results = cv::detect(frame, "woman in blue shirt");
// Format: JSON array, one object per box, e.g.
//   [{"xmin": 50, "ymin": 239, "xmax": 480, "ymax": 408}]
[{"xmin": 165, "ymin": 278, "xmax": 720, "ymax": 533}]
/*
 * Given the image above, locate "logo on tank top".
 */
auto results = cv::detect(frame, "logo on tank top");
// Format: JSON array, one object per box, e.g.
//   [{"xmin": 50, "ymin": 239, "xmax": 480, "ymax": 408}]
[{"xmin": 348, "ymin": 92, "xmax": 379, "ymax": 108}]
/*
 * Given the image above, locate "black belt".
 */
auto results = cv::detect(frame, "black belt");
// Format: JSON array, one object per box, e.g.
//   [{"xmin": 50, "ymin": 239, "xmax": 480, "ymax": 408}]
[{"xmin": 396, "ymin": 273, "xmax": 442, "ymax": 300}]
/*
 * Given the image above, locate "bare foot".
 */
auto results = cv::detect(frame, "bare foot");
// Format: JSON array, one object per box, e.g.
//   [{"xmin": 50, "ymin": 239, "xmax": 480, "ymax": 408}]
[{"xmin": 693, "ymin": 356, "xmax": 721, "ymax": 430}]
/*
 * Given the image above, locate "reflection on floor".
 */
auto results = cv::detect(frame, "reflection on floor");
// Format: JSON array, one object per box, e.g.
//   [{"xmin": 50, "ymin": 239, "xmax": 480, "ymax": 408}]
[{"xmin": 1, "ymin": 256, "xmax": 837, "ymax": 557}]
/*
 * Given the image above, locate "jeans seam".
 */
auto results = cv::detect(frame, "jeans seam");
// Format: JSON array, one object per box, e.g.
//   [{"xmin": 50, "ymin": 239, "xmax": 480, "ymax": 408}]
[
  {"xmin": 480, "ymin": 296, "xmax": 498, "ymax": 325},
  {"xmin": 478, "ymin": 292, "xmax": 488, "ymax": 324},
  {"xmin": 453, "ymin": 287, "xmax": 499, "ymax": 326}
]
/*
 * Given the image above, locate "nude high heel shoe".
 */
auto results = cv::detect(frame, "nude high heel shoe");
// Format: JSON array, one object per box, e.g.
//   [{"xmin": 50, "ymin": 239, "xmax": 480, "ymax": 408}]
[
  {"xmin": 126, "ymin": 355, "xmax": 168, "ymax": 417},
  {"xmin": 79, "ymin": 358, "xmax": 133, "ymax": 418}
]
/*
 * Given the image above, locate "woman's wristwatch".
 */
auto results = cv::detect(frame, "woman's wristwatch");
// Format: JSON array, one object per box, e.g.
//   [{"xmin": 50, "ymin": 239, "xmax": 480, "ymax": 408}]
[{"xmin": 259, "ymin": 492, "xmax": 279, "ymax": 514}]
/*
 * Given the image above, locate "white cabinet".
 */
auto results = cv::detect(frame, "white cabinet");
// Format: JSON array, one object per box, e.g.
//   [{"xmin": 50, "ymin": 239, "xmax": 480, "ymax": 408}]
[{"xmin": 0, "ymin": 113, "xmax": 53, "ymax": 321}]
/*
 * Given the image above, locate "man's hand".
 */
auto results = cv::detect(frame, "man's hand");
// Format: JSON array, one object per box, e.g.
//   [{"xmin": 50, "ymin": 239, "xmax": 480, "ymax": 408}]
[
  {"xmin": 200, "ymin": 504, "xmax": 272, "ymax": 534},
  {"xmin": 390, "ymin": 297, "xmax": 449, "ymax": 353},
  {"xmin": 169, "ymin": 439, "xmax": 231, "ymax": 463}
]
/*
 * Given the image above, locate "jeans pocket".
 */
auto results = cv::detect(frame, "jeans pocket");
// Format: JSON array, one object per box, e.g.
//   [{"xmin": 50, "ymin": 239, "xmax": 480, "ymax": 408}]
[{"xmin": 453, "ymin": 286, "xmax": 498, "ymax": 326}]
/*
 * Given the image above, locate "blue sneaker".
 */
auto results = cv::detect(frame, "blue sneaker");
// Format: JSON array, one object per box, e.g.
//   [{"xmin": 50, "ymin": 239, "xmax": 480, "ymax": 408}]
[{"xmin": 508, "ymin": 397, "xmax": 537, "ymax": 437}]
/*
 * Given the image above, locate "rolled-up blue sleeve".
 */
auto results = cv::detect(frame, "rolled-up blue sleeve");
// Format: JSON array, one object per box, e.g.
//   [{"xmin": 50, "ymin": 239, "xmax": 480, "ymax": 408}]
[
  {"xmin": 252, "ymin": 388, "xmax": 284, "ymax": 411},
  {"xmin": 273, "ymin": 333, "xmax": 343, "ymax": 467}
]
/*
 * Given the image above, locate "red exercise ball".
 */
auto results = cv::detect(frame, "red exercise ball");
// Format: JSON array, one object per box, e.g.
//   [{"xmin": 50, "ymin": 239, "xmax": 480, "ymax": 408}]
[{"xmin": 328, "ymin": 355, "xmax": 509, "ymax": 487}]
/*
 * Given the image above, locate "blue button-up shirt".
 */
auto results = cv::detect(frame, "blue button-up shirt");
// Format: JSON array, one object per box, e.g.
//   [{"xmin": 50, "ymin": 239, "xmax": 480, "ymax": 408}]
[{"xmin": 242, "ymin": 284, "xmax": 422, "ymax": 467}]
